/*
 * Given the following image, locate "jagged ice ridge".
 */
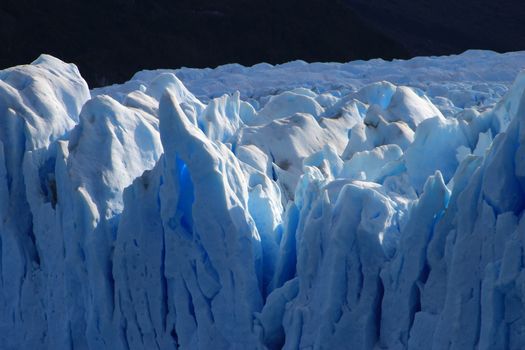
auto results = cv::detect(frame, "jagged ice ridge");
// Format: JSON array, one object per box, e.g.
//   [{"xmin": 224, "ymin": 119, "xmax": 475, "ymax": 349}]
[{"xmin": 0, "ymin": 51, "xmax": 524, "ymax": 349}]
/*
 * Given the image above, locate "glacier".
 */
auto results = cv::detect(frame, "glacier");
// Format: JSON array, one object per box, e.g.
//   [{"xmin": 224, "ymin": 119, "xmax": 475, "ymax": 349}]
[{"xmin": 0, "ymin": 50, "xmax": 524, "ymax": 349}]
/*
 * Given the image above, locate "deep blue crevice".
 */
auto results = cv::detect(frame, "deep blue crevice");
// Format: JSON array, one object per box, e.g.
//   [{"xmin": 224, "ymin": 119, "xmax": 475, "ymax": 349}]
[
  {"xmin": 176, "ymin": 156, "xmax": 195, "ymax": 233},
  {"xmin": 269, "ymin": 152, "xmax": 277, "ymax": 181},
  {"xmin": 38, "ymin": 157, "xmax": 57, "ymax": 209},
  {"xmin": 38, "ymin": 155, "xmax": 58, "ymax": 208},
  {"xmin": 170, "ymin": 327, "xmax": 179, "ymax": 348}
]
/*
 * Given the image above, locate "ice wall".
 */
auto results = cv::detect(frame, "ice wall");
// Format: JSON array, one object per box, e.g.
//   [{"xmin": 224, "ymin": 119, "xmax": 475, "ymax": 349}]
[{"xmin": 0, "ymin": 52, "xmax": 524, "ymax": 349}]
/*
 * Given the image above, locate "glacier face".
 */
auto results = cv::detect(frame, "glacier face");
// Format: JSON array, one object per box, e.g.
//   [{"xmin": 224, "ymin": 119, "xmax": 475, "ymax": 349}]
[{"xmin": 0, "ymin": 51, "xmax": 524, "ymax": 349}]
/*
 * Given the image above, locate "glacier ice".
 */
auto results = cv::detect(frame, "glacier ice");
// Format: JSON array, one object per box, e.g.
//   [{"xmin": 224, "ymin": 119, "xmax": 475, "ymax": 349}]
[{"xmin": 0, "ymin": 51, "xmax": 525, "ymax": 349}]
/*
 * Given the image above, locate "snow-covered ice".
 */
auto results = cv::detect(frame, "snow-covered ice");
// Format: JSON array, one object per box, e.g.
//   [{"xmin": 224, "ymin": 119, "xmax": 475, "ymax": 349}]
[{"xmin": 0, "ymin": 50, "xmax": 524, "ymax": 349}]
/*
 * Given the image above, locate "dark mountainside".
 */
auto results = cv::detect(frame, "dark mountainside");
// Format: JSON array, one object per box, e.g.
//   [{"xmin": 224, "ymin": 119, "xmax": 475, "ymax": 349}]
[
  {"xmin": 1, "ymin": 0, "xmax": 524, "ymax": 88},
  {"xmin": 0, "ymin": 0, "xmax": 408, "ymax": 87},
  {"xmin": 344, "ymin": 0, "xmax": 525, "ymax": 57}
]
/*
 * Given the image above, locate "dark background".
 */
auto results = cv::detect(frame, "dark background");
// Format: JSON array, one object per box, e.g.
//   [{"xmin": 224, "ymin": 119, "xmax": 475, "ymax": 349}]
[{"xmin": 1, "ymin": 0, "xmax": 524, "ymax": 87}]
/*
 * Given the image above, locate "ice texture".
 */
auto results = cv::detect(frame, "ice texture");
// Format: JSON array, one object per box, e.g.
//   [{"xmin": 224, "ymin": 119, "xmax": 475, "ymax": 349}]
[{"xmin": 0, "ymin": 51, "xmax": 525, "ymax": 349}]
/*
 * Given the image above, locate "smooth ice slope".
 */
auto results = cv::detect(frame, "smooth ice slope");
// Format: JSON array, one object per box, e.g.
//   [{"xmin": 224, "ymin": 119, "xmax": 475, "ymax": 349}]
[{"xmin": 0, "ymin": 51, "xmax": 524, "ymax": 349}]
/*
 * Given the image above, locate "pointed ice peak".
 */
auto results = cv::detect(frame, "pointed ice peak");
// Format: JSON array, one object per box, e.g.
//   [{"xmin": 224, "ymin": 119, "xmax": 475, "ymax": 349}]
[
  {"xmin": 488, "ymin": 69, "xmax": 525, "ymax": 131},
  {"xmin": 0, "ymin": 54, "xmax": 90, "ymax": 150},
  {"xmin": 66, "ymin": 94, "xmax": 162, "ymax": 217},
  {"xmin": 146, "ymin": 72, "xmax": 204, "ymax": 124}
]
